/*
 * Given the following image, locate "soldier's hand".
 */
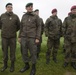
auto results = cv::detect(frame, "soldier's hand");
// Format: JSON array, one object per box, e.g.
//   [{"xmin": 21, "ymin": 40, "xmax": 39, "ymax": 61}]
[
  {"xmin": 18, "ymin": 38, "xmax": 21, "ymax": 43},
  {"xmin": 35, "ymin": 39, "xmax": 39, "ymax": 44}
]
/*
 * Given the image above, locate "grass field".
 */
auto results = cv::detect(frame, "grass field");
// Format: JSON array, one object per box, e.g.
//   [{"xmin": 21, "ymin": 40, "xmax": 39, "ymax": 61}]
[{"xmin": 0, "ymin": 34, "xmax": 76, "ymax": 75}]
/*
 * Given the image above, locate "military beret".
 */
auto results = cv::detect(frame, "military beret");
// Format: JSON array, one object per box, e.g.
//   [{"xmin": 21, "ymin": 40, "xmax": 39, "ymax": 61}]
[
  {"xmin": 51, "ymin": 8, "xmax": 57, "ymax": 14},
  {"xmin": 6, "ymin": 3, "xmax": 12, "ymax": 7},
  {"xmin": 26, "ymin": 3, "xmax": 33, "ymax": 7},
  {"xmin": 34, "ymin": 9, "xmax": 39, "ymax": 12},
  {"xmin": 71, "ymin": 5, "xmax": 76, "ymax": 11}
]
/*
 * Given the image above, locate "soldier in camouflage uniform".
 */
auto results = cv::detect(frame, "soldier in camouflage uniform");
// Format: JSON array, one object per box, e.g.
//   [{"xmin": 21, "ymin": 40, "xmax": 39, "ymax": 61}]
[
  {"xmin": 34, "ymin": 9, "xmax": 44, "ymax": 59},
  {"xmin": 63, "ymin": 6, "xmax": 76, "ymax": 69},
  {"xmin": 18, "ymin": 3, "xmax": 41, "ymax": 75},
  {"xmin": 45, "ymin": 9, "xmax": 62, "ymax": 64},
  {"xmin": 0, "ymin": 3, "xmax": 20, "ymax": 72},
  {"xmin": 63, "ymin": 12, "xmax": 72, "ymax": 53}
]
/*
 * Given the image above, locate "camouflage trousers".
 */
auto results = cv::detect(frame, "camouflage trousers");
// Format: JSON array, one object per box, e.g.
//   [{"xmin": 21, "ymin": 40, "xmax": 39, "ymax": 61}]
[
  {"xmin": 2, "ymin": 38, "xmax": 16, "ymax": 62},
  {"xmin": 46, "ymin": 37, "xmax": 60, "ymax": 60},
  {"xmin": 21, "ymin": 37, "xmax": 37, "ymax": 64},
  {"xmin": 64, "ymin": 39, "xmax": 76, "ymax": 62}
]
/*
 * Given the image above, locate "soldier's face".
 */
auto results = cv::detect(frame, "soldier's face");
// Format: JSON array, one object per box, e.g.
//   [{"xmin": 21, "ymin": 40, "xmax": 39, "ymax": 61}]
[
  {"xmin": 6, "ymin": 5, "xmax": 13, "ymax": 12},
  {"xmin": 26, "ymin": 6, "xmax": 33, "ymax": 12},
  {"xmin": 52, "ymin": 12, "xmax": 57, "ymax": 16},
  {"xmin": 71, "ymin": 9, "xmax": 76, "ymax": 14}
]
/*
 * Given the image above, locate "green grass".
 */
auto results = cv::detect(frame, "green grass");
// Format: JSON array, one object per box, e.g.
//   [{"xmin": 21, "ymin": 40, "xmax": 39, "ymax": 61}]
[{"xmin": 0, "ymin": 34, "xmax": 76, "ymax": 75}]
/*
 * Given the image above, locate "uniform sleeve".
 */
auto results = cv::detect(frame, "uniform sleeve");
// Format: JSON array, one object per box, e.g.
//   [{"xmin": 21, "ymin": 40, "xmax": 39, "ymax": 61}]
[
  {"xmin": 44, "ymin": 18, "xmax": 50, "ymax": 37},
  {"xmin": 16, "ymin": 15, "xmax": 20, "ymax": 31},
  {"xmin": 18, "ymin": 16, "xmax": 23, "ymax": 38},
  {"xmin": 62, "ymin": 18, "xmax": 67, "ymax": 36},
  {"xmin": 59, "ymin": 19, "xmax": 62, "ymax": 37},
  {"xmin": 36, "ymin": 15, "xmax": 41, "ymax": 40}
]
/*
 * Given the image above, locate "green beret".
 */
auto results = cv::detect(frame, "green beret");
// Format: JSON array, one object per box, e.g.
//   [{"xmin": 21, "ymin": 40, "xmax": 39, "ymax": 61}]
[{"xmin": 26, "ymin": 3, "xmax": 33, "ymax": 7}]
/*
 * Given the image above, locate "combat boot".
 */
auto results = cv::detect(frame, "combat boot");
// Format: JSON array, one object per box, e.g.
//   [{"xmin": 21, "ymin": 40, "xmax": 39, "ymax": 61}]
[
  {"xmin": 30, "ymin": 64, "xmax": 36, "ymax": 75},
  {"xmin": 1, "ymin": 61, "xmax": 7, "ymax": 72},
  {"xmin": 10, "ymin": 62, "xmax": 14, "ymax": 72},
  {"xmin": 20, "ymin": 62, "xmax": 30, "ymax": 73}
]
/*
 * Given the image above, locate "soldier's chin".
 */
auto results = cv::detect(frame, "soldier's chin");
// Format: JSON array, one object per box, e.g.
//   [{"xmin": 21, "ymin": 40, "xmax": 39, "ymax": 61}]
[
  {"xmin": 28, "ymin": 10, "xmax": 32, "ymax": 12},
  {"xmin": 8, "ymin": 11, "xmax": 12, "ymax": 13}
]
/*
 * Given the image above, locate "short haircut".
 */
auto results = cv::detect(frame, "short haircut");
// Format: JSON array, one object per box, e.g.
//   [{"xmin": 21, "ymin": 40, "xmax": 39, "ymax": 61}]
[{"xmin": 6, "ymin": 3, "xmax": 12, "ymax": 7}]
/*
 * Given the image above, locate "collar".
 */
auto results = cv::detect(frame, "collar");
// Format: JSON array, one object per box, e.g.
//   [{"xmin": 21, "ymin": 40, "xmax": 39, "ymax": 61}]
[{"xmin": 5, "ymin": 12, "xmax": 13, "ymax": 16}]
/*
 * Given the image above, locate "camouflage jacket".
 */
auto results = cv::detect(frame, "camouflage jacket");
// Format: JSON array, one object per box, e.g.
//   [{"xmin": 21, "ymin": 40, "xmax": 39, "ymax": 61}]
[
  {"xmin": 45, "ymin": 15, "xmax": 62, "ymax": 39},
  {"xmin": 19, "ymin": 12, "xmax": 41, "ymax": 40},
  {"xmin": 62, "ymin": 14, "xmax": 76, "ymax": 42},
  {"xmin": 0, "ymin": 12, "xmax": 20, "ymax": 38}
]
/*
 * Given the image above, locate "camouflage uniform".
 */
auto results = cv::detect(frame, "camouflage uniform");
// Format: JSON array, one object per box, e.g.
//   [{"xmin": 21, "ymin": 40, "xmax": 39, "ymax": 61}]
[
  {"xmin": 0, "ymin": 12, "xmax": 20, "ymax": 62},
  {"xmin": 62, "ymin": 14, "xmax": 76, "ymax": 63},
  {"xmin": 45, "ymin": 15, "xmax": 62, "ymax": 63},
  {"xmin": 19, "ymin": 12, "xmax": 41, "ymax": 64}
]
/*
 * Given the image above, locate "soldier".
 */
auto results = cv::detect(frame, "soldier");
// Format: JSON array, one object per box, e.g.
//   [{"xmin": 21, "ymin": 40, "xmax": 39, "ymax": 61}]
[
  {"xmin": 34, "ymin": 9, "xmax": 44, "ymax": 59},
  {"xmin": 0, "ymin": 3, "xmax": 20, "ymax": 72},
  {"xmin": 62, "ymin": 12, "xmax": 72, "ymax": 53},
  {"xmin": 63, "ymin": 5, "xmax": 76, "ymax": 69},
  {"xmin": 45, "ymin": 9, "xmax": 62, "ymax": 64},
  {"xmin": 18, "ymin": 3, "xmax": 41, "ymax": 75}
]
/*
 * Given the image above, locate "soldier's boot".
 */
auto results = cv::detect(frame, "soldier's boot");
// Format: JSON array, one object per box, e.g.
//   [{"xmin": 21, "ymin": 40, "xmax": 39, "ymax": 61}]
[
  {"xmin": 63, "ymin": 62, "xmax": 68, "ymax": 68},
  {"xmin": 1, "ymin": 61, "xmax": 7, "ymax": 72},
  {"xmin": 46, "ymin": 52, "xmax": 50, "ymax": 64},
  {"xmin": 20, "ymin": 62, "xmax": 30, "ymax": 73},
  {"xmin": 10, "ymin": 62, "xmax": 14, "ymax": 72},
  {"xmin": 30, "ymin": 64, "xmax": 36, "ymax": 75},
  {"xmin": 71, "ymin": 62, "xmax": 76, "ymax": 70}
]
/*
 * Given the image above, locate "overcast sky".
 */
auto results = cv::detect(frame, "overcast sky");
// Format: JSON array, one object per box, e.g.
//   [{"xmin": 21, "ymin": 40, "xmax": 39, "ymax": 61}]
[{"xmin": 0, "ymin": 0, "xmax": 76, "ymax": 22}]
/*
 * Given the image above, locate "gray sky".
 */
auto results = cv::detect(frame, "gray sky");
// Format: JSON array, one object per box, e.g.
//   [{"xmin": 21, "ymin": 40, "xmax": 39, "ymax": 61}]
[{"xmin": 0, "ymin": 0, "xmax": 76, "ymax": 22}]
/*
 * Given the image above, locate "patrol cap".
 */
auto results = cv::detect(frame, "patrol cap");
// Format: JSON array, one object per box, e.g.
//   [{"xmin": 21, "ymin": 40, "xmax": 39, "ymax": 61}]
[
  {"xmin": 51, "ymin": 8, "xmax": 57, "ymax": 14},
  {"xmin": 6, "ymin": 3, "xmax": 12, "ymax": 7},
  {"xmin": 71, "ymin": 5, "xmax": 76, "ymax": 11},
  {"xmin": 26, "ymin": 3, "xmax": 33, "ymax": 8},
  {"xmin": 34, "ymin": 9, "xmax": 39, "ymax": 12}
]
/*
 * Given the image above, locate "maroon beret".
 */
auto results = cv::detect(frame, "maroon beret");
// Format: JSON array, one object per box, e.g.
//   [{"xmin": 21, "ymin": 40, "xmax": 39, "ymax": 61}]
[
  {"xmin": 52, "ymin": 9, "xmax": 57, "ymax": 14},
  {"xmin": 71, "ymin": 5, "xmax": 76, "ymax": 11}
]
